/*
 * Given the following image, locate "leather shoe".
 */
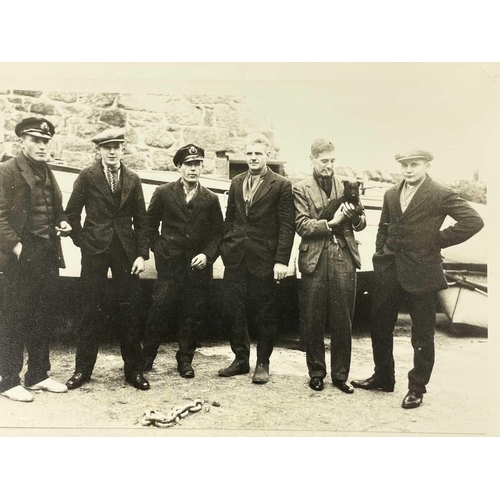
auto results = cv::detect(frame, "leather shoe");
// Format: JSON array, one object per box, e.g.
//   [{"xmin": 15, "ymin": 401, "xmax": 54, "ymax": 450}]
[
  {"xmin": 252, "ymin": 363, "xmax": 269, "ymax": 384},
  {"xmin": 66, "ymin": 373, "xmax": 91, "ymax": 390},
  {"xmin": 309, "ymin": 377, "xmax": 324, "ymax": 391},
  {"xmin": 126, "ymin": 372, "xmax": 150, "ymax": 391},
  {"xmin": 402, "ymin": 390, "xmax": 423, "ymax": 409},
  {"xmin": 178, "ymin": 362, "xmax": 195, "ymax": 378},
  {"xmin": 351, "ymin": 375, "xmax": 394, "ymax": 392},
  {"xmin": 333, "ymin": 380, "xmax": 354, "ymax": 394},
  {"xmin": 218, "ymin": 359, "xmax": 250, "ymax": 377}
]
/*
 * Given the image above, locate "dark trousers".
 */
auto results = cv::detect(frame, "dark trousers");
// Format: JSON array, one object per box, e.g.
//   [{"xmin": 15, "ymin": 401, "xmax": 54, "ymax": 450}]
[
  {"xmin": 142, "ymin": 256, "xmax": 211, "ymax": 365},
  {"xmin": 300, "ymin": 242, "xmax": 356, "ymax": 381},
  {"xmin": 74, "ymin": 236, "xmax": 143, "ymax": 377},
  {"xmin": 222, "ymin": 261, "xmax": 277, "ymax": 364},
  {"xmin": 371, "ymin": 263, "xmax": 436, "ymax": 393},
  {"xmin": 0, "ymin": 234, "xmax": 59, "ymax": 392}
]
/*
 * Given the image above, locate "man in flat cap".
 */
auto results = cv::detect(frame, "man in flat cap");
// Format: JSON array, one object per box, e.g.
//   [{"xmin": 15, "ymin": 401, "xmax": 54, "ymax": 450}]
[
  {"xmin": 65, "ymin": 128, "xmax": 150, "ymax": 390},
  {"xmin": 218, "ymin": 133, "xmax": 295, "ymax": 384},
  {"xmin": 0, "ymin": 117, "xmax": 71, "ymax": 402},
  {"xmin": 352, "ymin": 150, "xmax": 484, "ymax": 408},
  {"xmin": 141, "ymin": 144, "xmax": 223, "ymax": 378},
  {"xmin": 294, "ymin": 139, "xmax": 366, "ymax": 394}
]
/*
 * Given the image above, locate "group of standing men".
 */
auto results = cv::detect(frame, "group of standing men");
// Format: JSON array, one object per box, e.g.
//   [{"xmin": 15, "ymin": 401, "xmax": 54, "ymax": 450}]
[{"xmin": 0, "ymin": 116, "xmax": 483, "ymax": 410}]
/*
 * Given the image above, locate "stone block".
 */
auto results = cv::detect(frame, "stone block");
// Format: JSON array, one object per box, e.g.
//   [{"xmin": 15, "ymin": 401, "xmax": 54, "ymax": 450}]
[
  {"xmin": 186, "ymin": 95, "xmax": 244, "ymax": 105},
  {"xmin": 122, "ymin": 153, "xmax": 147, "ymax": 170},
  {"xmin": 47, "ymin": 91, "xmax": 77, "ymax": 103},
  {"xmin": 61, "ymin": 104, "xmax": 101, "ymax": 121},
  {"xmin": 151, "ymin": 149, "xmax": 176, "ymax": 171},
  {"xmin": 164, "ymin": 99, "xmax": 202, "ymax": 126},
  {"xmin": 203, "ymin": 107, "xmax": 215, "ymax": 126},
  {"xmin": 118, "ymin": 94, "xmax": 171, "ymax": 113},
  {"xmin": 13, "ymin": 90, "xmax": 43, "ymax": 98},
  {"xmin": 128, "ymin": 111, "xmax": 163, "ymax": 123},
  {"xmin": 0, "ymin": 90, "xmax": 10, "ymax": 94},
  {"xmin": 30, "ymin": 101, "xmax": 60, "ymax": 116},
  {"xmin": 99, "ymin": 109, "xmax": 127, "ymax": 127},
  {"xmin": 72, "ymin": 122, "xmax": 108, "ymax": 139},
  {"xmin": 144, "ymin": 127, "xmax": 175, "ymax": 149},
  {"xmin": 182, "ymin": 126, "xmax": 230, "ymax": 151},
  {"xmin": 61, "ymin": 138, "xmax": 95, "ymax": 153},
  {"xmin": 59, "ymin": 150, "xmax": 94, "ymax": 169},
  {"xmin": 4, "ymin": 112, "xmax": 26, "ymax": 131},
  {"xmin": 7, "ymin": 97, "xmax": 29, "ymax": 112},
  {"xmin": 214, "ymin": 157, "xmax": 229, "ymax": 177},
  {"xmin": 78, "ymin": 92, "xmax": 116, "ymax": 108}
]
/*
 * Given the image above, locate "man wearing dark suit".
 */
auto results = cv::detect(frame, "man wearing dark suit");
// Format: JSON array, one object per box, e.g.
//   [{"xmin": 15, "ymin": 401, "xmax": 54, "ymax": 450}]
[
  {"xmin": 141, "ymin": 144, "xmax": 223, "ymax": 378},
  {"xmin": 352, "ymin": 150, "xmax": 484, "ymax": 408},
  {"xmin": 0, "ymin": 117, "xmax": 71, "ymax": 402},
  {"xmin": 65, "ymin": 128, "xmax": 150, "ymax": 391},
  {"xmin": 218, "ymin": 133, "xmax": 295, "ymax": 384},
  {"xmin": 294, "ymin": 139, "xmax": 366, "ymax": 394}
]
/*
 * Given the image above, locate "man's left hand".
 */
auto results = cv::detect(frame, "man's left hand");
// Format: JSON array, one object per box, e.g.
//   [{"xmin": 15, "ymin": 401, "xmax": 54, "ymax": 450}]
[
  {"xmin": 273, "ymin": 262, "xmax": 288, "ymax": 281},
  {"xmin": 56, "ymin": 220, "xmax": 72, "ymax": 237},
  {"xmin": 191, "ymin": 253, "xmax": 207, "ymax": 270},
  {"xmin": 131, "ymin": 256, "xmax": 146, "ymax": 275}
]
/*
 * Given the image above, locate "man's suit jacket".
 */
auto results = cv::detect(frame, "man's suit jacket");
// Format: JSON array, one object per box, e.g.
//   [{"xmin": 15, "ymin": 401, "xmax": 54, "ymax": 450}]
[
  {"xmin": 373, "ymin": 175, "xmax": 484, "ymax": 294},
  {"xmin": 0, "ymin": 152, "xmax": 68, "ymax": 271},
  {"xmin": 147, "ymin": 179, "xmax": 223, "ymax": 276},
  {"xmin": 294, "ymin": 175, "xmax": 366, "ymax": 274},
  {"xmin": 66, "ymin": 160, "xmax": 149, "ymax": 265},
  {"xmin": 220, "ymin": 168, "xmax": 295, "ymax": 278}
]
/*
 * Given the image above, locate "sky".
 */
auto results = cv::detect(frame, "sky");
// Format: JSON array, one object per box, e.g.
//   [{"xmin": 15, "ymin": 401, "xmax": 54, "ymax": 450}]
[{"xmin": 1, "ymin": 63, "xmax": 498, "ymax": 184}]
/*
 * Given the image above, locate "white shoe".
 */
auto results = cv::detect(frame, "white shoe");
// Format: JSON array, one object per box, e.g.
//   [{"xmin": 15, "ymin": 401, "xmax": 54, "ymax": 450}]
[
  {"xmin": 27, "ymin": 377, "xmax": 68, "ymax": 393},
  {"xmin": 1, "ymin": 385, "xmax": 34, "ymax": 402}
]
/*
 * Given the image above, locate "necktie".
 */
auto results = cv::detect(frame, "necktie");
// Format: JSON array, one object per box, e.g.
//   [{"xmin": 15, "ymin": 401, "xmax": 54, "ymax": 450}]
[{"xmin": 106, "ymin": 166, "xmax": 118, "ymax": 193}]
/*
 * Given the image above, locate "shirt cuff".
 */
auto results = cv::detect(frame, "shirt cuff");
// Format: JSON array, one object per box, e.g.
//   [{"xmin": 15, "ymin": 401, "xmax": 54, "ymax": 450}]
[{"xmin": 324, "ymin": 220, "xmax": 332, "ymax": 231}]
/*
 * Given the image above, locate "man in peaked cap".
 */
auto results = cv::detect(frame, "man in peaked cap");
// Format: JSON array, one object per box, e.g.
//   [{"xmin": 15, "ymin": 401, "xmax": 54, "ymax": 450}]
[
  {"xmin": 351, "ymin": 150, "xmax": 484, "ymax": 409},
  {"xmin": 141, "ymin": 144, "xmax": 223, "ymax": 378},
  {"xmin": 0, "ymin": 117, "xmax": 71, "ymax": 402},
  {"xmin": 65, "ymin": 127, "xmax": 150, "ymax": 391}
]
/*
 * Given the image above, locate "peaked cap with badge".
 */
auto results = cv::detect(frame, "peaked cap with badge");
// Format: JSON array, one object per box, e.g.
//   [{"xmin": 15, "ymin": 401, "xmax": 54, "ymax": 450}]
[
  {"xmin": 15, "ymin": 117, "xmax": 55, "ymax": 139},
  {"xmin": 173, "ymin": 144, "xmax": 205, "ymax": 166}
]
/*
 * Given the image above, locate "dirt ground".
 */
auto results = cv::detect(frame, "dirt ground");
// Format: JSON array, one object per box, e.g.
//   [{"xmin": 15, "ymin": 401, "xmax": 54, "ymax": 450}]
[{"xmin": 0, "ymin": 314, "xmax": 493, "ymax": 436}]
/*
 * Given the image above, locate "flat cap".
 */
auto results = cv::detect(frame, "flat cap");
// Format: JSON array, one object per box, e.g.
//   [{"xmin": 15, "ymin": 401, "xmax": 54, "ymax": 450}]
[
  {"xmin": 15, "ymin": 117, "xmax": 55, "ymax": 139},
  {"xmin": 173, "ymin": 144, "xmax": 204, "ymax": 167},
  {"xmin": 395, "ymin": 150, "xmax": 434, "ymax": 163},
  {"xmin": 92, "ymin": 128, "xmax": 126, "ymax": 146}
]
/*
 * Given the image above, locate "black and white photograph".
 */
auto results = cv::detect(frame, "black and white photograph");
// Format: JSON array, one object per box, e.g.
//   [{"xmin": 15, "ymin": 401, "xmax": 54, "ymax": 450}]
[{"xmin": 0, "ymin": 62, "xmax": 496, "ymax": 439}]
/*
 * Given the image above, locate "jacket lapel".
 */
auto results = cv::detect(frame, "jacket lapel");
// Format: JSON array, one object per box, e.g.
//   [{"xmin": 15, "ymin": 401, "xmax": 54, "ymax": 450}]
[
  {"xmin": 89, "ymin": 161, "xmax": 115, "ymax": 204},
  {"xmin": 119, "ymin": 165, "xmax": 134, "ymax": 209},
  {"xmin": 170, "ymin": 179, "xmax": 190, "ymax": 220},
  {"xmin": 306, "ymin": 175, "xmax": 328, "ymax": 214},
  {"xmin": 387, "ymin": 181, "xmax": 404, "ymax": 219},
  {"xmin": 15, "ymin": 153, "xmax": 37, "ymax": 203},
  {"xmin": 251, "ymin": 168, "xmax": 275, "ymax": 206},
  {"xmin": 400, "ymin": 175, "xmax": 432, "ymax": 220},
  {"xmin": 189, "ymin": 184, "xmax": 208, "ymax": 220}
]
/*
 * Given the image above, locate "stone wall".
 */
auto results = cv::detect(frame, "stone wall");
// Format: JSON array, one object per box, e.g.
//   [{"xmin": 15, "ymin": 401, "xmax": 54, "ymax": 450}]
[{"xmin": 0, "ymin": 89, "xmax": 277, "ymax": 177}]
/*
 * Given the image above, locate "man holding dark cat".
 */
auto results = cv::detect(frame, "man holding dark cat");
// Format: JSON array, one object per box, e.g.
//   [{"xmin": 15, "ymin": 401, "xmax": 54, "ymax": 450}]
[{"xmin": 293, "ymin": 139, "xmax": 366, "ymax": 393}]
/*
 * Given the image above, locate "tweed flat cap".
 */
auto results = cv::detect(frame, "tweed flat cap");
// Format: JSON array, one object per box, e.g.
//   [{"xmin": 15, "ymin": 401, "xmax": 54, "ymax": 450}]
[
  {"xmin": 15, "ymin": 117, "xmax": 55, "ymax": 139},
  {"xmin": 92, "ymin": 128, "xmax": 126, "ymax": 146},
  {"xmin": 395, "ymin": 150, "xmax": 434, "ymax": 162}
]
